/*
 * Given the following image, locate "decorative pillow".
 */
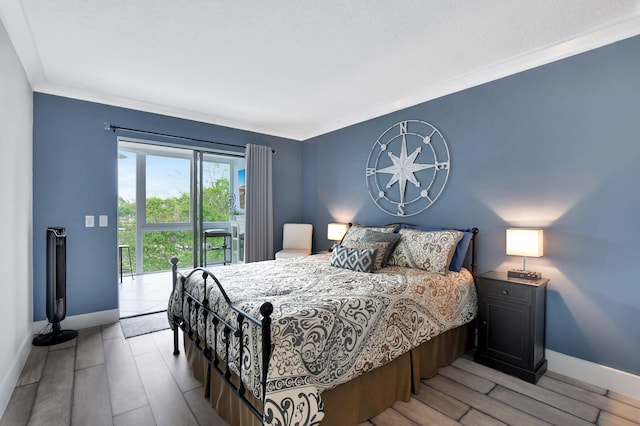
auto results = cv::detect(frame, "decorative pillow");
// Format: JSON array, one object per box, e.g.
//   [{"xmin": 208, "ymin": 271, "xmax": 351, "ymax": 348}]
[
  {"xmin": 408, "ymin": 226, "xmax": 474, "ymax": 272},
  {"xmin": 340, "ymin": 224, "xmax": 396, "ymax": 247},
  {"xmin": 388, "ymin": 229, "xmax": 463, "ymax": 274},
  {"xmin": 341, "ymin": 239, "xmax": 390, "ymax": 270},
  {"xmin": 361, "ymin": 229, "xmax": 402, "ymax": 268},
  {"xmin": 330, "ymin": 244, "xmax": 377, "ymax": 273}
]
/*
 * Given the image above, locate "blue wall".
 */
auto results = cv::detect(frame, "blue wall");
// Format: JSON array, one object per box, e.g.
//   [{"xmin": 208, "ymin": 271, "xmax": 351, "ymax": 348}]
[
  {"xmin": 33, "ymin": 94, "xmax": 302, "ymax": 321},
  {"xmin": 32, "ymin": 35, "xmax": 640, "ymax": 378},
  {"xmin": 302, "ymin": 36, "xmax": 640, "ymax": 376}
]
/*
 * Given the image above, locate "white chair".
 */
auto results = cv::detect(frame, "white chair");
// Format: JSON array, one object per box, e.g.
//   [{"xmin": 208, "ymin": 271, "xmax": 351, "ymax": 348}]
[{"xmin": 275, "ymin": 223, "xmax": 313, "ymax": 259}]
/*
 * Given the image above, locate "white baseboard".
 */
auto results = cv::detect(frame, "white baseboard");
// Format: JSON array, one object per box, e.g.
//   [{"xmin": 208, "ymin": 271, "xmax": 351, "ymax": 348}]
[
  {"xmin": 0, "ymin": 333, "xmax": 33, "ymax": 420},
  {"xmin": 1, "ymin": 309, "xmax": 120, "ymax": 419},
  {"xmin": 547, "ymin": 349, "xmax": 640, "ymax": 400},
  {"xmin": 32, "ymin": 308, "xmax": 120, "ymax": 334}
]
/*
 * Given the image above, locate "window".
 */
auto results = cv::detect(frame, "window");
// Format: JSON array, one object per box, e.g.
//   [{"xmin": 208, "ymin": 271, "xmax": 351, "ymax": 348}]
[{"xmin": 118, "ymin": 140, "xmax": 244, "ymax": 273}]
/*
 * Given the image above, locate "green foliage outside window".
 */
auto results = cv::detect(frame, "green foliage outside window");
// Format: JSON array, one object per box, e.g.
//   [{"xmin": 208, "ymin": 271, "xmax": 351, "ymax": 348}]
[
  {"xmin": 146, "ymin": 193, "xmax": 190, "ymax": 223},
  {"xmin": 203, "ymin": 177, "xmax": 232, "ymax": 221},
  {"xmin": 143, "ymin": 230, "xmax": 194, "ymax": 272},
  {"xmin": 118, "ymin": 176, "xmax": 234, "ymax": 273}
]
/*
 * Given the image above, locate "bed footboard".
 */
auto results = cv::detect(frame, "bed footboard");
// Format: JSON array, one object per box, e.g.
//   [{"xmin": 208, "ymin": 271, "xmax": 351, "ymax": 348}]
[{"xmin": 169, "ymin": 258, "xmax": 273, "ymax": 422}]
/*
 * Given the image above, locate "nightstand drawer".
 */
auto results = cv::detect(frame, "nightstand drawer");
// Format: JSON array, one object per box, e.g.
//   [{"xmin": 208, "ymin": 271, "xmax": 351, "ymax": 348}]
[{"xmin": 483, "ymin": 280, "xmax": 531, "ymax": 303}]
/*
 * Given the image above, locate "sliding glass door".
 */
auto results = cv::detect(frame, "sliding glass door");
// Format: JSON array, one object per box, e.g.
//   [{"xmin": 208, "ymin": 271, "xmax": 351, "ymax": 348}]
[{"xmin": 117, "ymin": 139, "xmax": 244, "ymax": 273}]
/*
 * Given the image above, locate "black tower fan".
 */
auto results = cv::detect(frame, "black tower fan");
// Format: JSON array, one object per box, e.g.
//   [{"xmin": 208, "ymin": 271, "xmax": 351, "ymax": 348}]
[{"xmin": 33, "ymin": 227, "xmax": 78, "ymax": 346}]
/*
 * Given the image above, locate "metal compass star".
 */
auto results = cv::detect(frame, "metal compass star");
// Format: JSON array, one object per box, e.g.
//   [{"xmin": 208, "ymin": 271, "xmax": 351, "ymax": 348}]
[{"xmin": 376, "ymin": 134, "xmax": 434, "ymax": 205}]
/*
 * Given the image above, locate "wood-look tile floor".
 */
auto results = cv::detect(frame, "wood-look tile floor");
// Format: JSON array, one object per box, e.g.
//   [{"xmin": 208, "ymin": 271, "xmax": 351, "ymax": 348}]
[
  {"xmin": 2, "ymin": 326, "xmax": 639, "ymax": 426},
  {"xmin": 118, "ymin": 267, "xmax": 225, "ymax": 318},
  {"xmin": 118, "ymin": 272, "xmax": 174, "ymax": 318}
]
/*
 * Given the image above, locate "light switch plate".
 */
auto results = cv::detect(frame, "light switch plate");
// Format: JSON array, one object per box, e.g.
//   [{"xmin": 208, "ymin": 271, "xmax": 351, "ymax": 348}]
[
  {"xmin": 99, "ymin": 215, "xmax": 108, "ymax": 227},
  {"xmin": 85, "ymin": 215, "xmax": 95, "ymax": 227}
]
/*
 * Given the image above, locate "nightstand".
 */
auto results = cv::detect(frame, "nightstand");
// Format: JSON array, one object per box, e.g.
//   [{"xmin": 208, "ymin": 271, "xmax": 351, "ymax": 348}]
[{"xmin": 474, "ymin": 271, "xmax": 548, "ymax": 383}]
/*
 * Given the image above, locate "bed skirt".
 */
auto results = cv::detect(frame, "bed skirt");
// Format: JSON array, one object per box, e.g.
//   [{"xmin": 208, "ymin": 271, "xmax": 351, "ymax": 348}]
[{"xmin": 183, "ymin": 322, "xmax": 471, "ymax": 426}]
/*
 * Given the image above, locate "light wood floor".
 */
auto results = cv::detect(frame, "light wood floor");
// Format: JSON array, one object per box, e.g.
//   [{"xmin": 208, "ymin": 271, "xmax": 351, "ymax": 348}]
[
  {"xmin": 118, "ymin": 272, "xmax": 173, "ymax": 318},
  {"xmin": 2, "ymin": 325, "xmax": 639, "ymax": 426}
]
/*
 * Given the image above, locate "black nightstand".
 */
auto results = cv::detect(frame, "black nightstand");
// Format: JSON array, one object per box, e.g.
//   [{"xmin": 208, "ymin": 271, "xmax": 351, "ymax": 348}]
[{"xmin": 475, "ymin": 271, "xmax": 548, "ymax": 383}]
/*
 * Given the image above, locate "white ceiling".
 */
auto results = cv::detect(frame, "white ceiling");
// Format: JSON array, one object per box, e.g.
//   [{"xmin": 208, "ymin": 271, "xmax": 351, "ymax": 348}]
[{"xmin": 2, "ymin": 1, "xmax": 640, "ymax": 140}]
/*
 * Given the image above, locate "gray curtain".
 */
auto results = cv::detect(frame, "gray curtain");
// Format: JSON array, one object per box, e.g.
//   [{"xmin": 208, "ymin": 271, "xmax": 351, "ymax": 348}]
[{"xmin": 244, "ymin": 144, "xmax": 274, "ymax": 263}]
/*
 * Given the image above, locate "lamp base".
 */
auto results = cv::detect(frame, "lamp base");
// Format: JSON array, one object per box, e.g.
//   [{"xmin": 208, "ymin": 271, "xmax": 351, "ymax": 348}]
[{"xmin": 508, "ymin": 269, "xmax": 541, "ymax": 281}]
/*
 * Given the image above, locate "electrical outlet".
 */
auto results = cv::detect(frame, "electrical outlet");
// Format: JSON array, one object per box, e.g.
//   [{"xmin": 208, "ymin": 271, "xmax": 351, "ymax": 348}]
[
  {"xmin": 85, "ymin": 215, "xmax": 94, "ymax": 227},
  {"xmin": 99, "ymin": 215, "xmax": 108, "ymax": 227}
]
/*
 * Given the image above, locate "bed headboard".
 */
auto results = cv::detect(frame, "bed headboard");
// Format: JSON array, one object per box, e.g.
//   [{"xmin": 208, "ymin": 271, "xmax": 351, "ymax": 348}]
[{"xmin": 469, "ymin": 227, "xmax": 479, "ymax": 278}]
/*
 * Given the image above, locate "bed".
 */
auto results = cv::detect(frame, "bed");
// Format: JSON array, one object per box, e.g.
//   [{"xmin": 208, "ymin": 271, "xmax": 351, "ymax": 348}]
[{"xmin": 168, "ymin": 225, "xmax": 479, "ymax": 426}]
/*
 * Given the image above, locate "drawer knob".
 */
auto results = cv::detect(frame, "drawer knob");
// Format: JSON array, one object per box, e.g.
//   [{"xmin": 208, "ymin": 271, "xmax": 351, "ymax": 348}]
[{"xmin": 502, "ymin": 289, "xmax": 509, "ymax": 295}]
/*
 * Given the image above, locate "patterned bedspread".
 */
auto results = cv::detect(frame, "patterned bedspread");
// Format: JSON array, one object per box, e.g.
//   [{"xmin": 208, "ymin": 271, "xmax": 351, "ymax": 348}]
[{"xmin": 168, "ymin": 253, "xmax": 477, "ymax": 426}]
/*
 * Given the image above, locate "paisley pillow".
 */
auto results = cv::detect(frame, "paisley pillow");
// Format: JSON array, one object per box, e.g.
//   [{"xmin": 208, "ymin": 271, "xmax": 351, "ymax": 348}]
[
  {"xmin": 388, "ymin": 229, "xmax": 463, "ymax": 274},
  {"xmin": 407, "ymin": 225, "xmax": 474, "ymax": 272},
  {"xmin": 339, "ymin": 224, "xmax": 396, "ymax": 247}
]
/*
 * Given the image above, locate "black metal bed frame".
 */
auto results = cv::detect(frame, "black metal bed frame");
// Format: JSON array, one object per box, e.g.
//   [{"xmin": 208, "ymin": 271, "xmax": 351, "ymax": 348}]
[
  {"xmin": 170, "ymin": 257, "xmax": 273, "ymax": 420},
  {"xmin": 470, "ymin": 227, "xmax": 480, "ymax": 277},
  {"xmin": 170, "ymin": 227, "xmax": 479, "ymax": 423}
]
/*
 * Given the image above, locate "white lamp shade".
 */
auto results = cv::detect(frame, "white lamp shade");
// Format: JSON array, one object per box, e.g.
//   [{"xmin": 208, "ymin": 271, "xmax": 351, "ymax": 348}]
[
  {"xmin": 327, "ymin": 223, "xmax": 348, "ymax": 241},
  {"xmin": 506, "ymin": 228, "xmax": 544, "ymax": 257}
]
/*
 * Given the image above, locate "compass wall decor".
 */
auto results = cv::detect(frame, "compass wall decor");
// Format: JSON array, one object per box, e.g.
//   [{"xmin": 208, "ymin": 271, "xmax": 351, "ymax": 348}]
[{"xmin": 365, "ymin": 120, "xmax": 450, "ymax": 217}]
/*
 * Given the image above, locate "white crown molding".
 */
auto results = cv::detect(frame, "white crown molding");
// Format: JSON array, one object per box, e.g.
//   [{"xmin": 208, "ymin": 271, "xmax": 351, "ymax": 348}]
[
  {"xmin": 547, "ymin": 349, "xmax": 640, "ymax": 401},
  {"xmin": 0, "ymin": 0, "xmax": 44, "ymax": 87},
  {"xmin": 8, "ymin": 7, "xmax": 640, "ymax": 142},
  {"xmin": 32, "ymin": 82, "xmax": 301, "ymax": 141},
  {"xmin": 299, "ymin": 14, "xmax": 640, "ymax": 141}
]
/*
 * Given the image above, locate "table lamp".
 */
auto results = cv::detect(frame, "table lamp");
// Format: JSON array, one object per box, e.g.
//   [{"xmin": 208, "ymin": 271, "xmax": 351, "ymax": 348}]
[
  {"xmin": 506, "ymin": 228, "xmax": 543, "ymax": 280},
  {"xmin": 327, "ymin": 223, "xmax": 348, "ymax": 250}
]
